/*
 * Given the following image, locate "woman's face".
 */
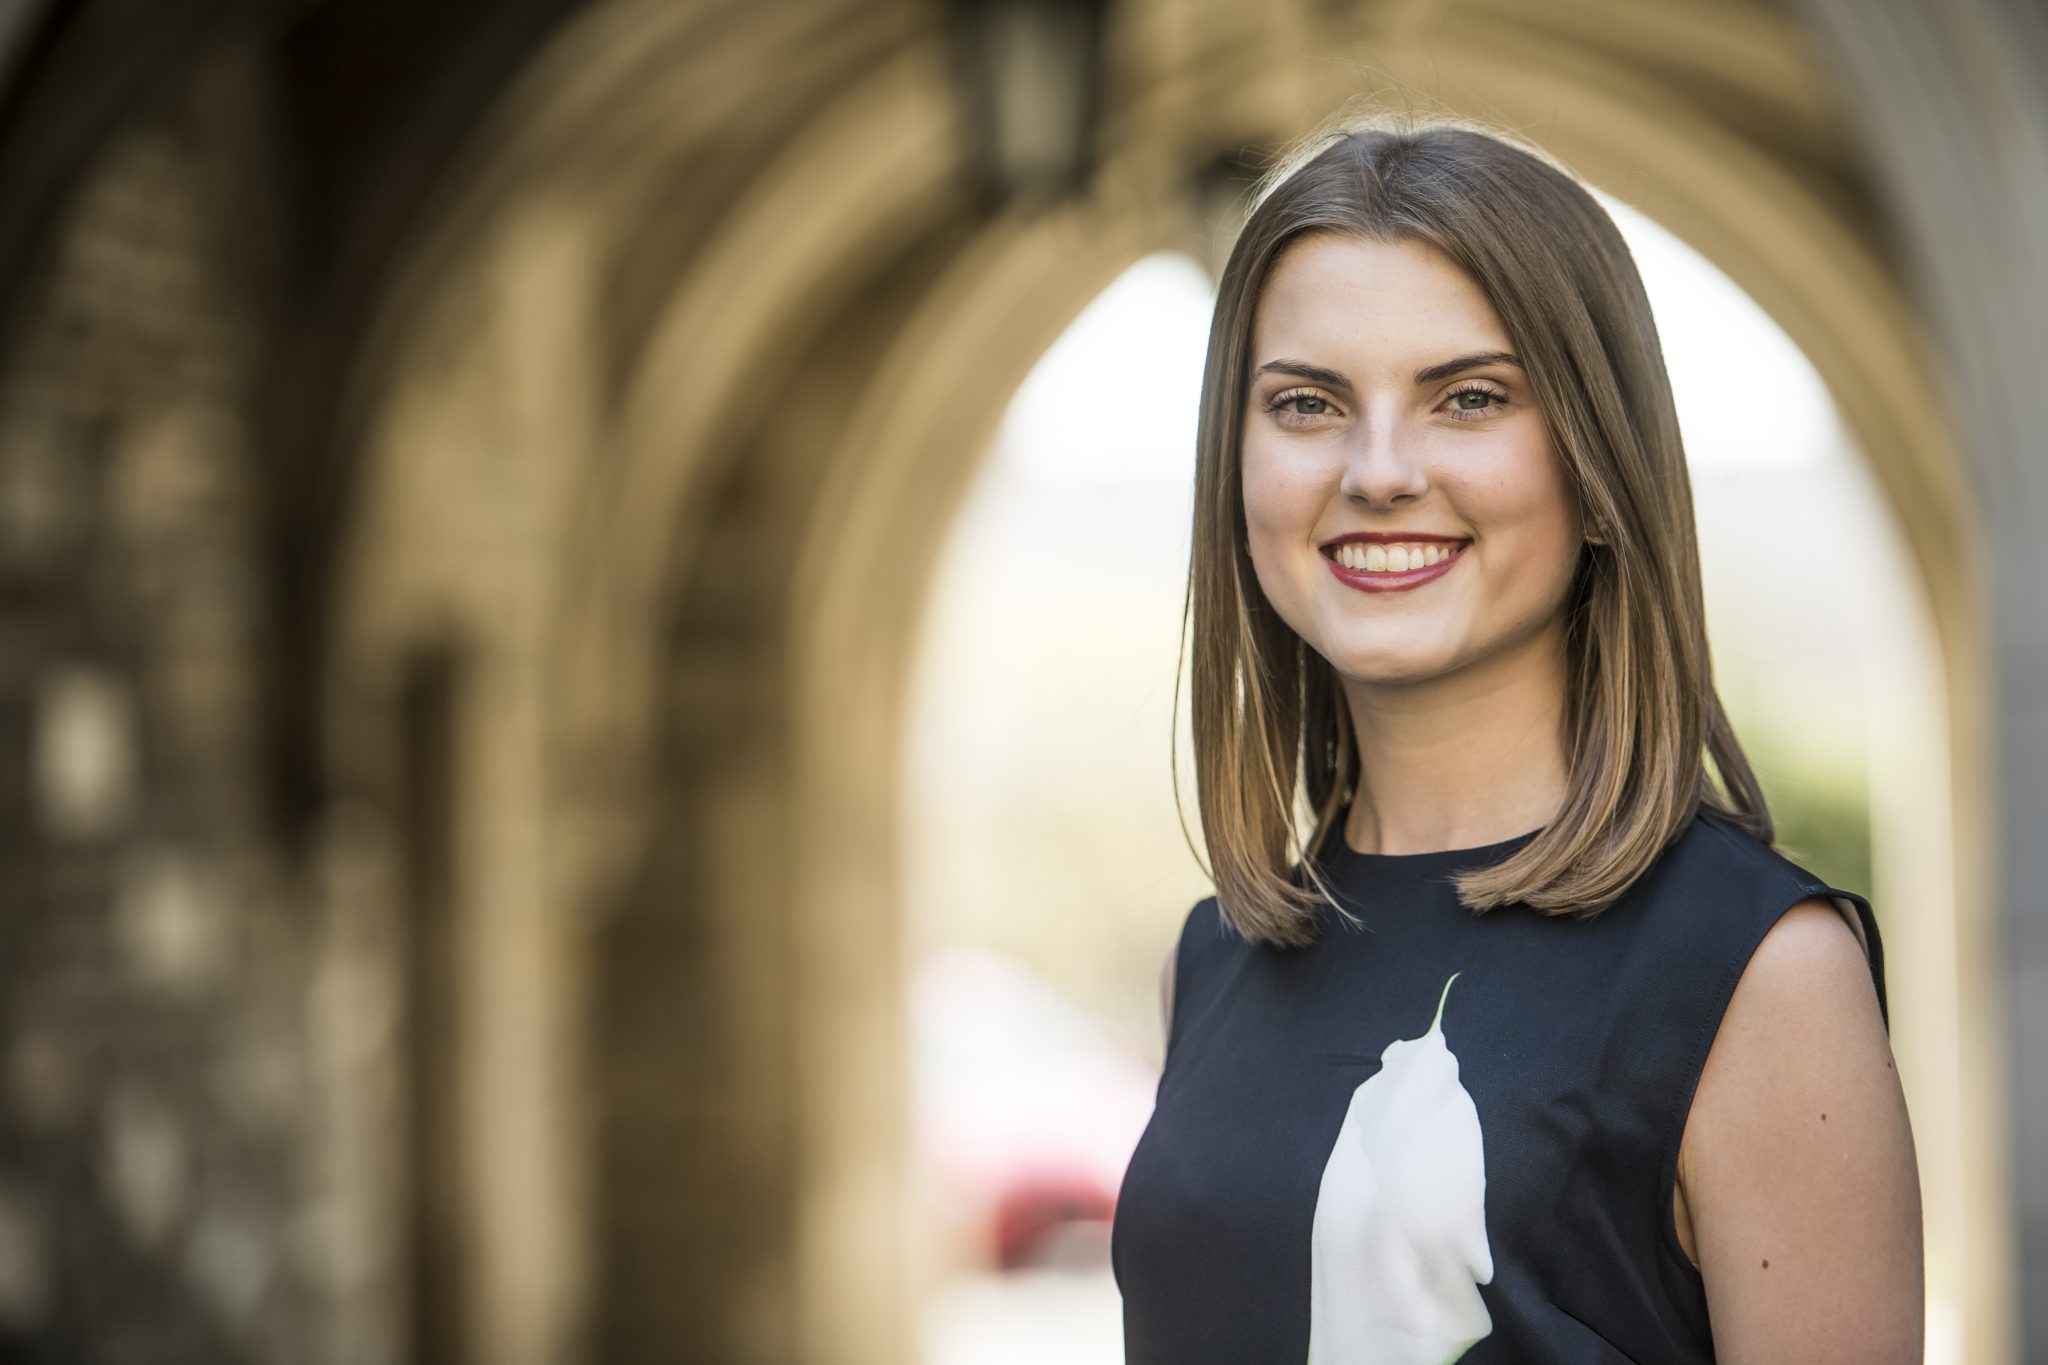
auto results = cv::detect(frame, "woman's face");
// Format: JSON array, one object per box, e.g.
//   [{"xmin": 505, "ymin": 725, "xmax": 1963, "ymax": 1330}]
[{"xmin": 1240, "ymin": 232, "xmax": 1584, "ymax": 690}]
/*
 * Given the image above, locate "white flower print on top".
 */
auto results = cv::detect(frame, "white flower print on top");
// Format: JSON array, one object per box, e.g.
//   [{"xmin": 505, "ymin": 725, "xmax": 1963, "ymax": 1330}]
[{"xmin": 1307, "ymin": 971, "xmax": 1494, "ymax": 1365}]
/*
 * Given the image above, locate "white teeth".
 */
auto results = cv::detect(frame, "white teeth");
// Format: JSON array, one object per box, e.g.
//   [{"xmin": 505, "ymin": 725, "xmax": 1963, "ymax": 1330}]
[{"xmin": 1331, "ymin": 541, "xmax": 1462, "ymax": 574}]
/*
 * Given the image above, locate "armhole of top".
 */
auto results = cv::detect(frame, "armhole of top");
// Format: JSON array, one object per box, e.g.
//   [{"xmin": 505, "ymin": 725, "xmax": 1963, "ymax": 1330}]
[
  {"xmin": 1828, "ymin": 894, "xmax": 1869, "ymax": 957},
  {"xmin": 1161, "ymin": 897, "xmax": 1210, "ymax": 1064},
  {"xmin": 1652, "ymin": 878, "xmax": 1886, "ymax": 1286},
  {"xmin": 1158, "ymin": 939, "xmax": 1178, "ymax": 1062},
  {"xmin": 1820, "ymin": 885, "xmax": 1888, "ymax": 1034}
]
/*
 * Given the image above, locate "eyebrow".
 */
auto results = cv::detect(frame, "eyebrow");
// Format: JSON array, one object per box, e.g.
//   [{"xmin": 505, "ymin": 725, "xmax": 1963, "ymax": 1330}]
[{"xmin": 1252, "ymin": 350, "xmax": 1522, "ymax": 388}]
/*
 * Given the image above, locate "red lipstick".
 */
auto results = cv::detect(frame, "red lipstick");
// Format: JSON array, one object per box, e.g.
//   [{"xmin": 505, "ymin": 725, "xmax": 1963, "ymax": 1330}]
[{"xmin": 1320, "ymin": 534, "xmax": 1470, "ymax": 595}]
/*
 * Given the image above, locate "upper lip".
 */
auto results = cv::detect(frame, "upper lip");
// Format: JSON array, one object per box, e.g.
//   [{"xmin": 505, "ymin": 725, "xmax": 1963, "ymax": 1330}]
[{"xmin": 1319, "ymin": 531, "xmax": 1470, "ymax": 550}]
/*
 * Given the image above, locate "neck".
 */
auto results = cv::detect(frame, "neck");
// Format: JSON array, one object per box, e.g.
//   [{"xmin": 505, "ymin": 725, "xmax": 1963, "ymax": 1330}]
[{"xmin": 1340, "ymin": 621, "xmax": 1571, "ymax": 855}]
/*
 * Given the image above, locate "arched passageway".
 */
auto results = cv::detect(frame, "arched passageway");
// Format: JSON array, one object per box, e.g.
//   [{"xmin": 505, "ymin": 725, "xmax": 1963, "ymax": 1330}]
[
  {"xmin": 332, "ymin": 5, "xmax": 1986, "ymax": 1361},
  {"xmin": 0, "ymin": 1, "xmax": 2032, "ymax": 1362}
]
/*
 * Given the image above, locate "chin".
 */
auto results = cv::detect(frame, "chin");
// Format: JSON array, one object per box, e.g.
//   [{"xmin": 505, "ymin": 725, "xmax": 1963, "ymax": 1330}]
[{"xmin": 1321, "ymin": 642, "xmax": 1459, "ymax": 687}]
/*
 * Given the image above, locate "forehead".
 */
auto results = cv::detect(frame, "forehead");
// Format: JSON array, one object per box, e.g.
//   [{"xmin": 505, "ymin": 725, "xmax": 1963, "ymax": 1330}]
[{"xmin": 1250, "ymin": 234, "xmax": 1509, "ymax": 368}]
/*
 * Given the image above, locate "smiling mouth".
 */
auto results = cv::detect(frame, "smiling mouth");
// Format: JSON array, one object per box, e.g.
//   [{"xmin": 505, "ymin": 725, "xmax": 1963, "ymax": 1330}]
[{"xmin": 1321, "ymin": 540, "xmax": 1469, "ymax": 574}]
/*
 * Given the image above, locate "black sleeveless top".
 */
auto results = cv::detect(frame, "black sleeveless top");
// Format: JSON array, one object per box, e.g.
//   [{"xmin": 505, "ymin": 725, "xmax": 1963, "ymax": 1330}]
[{"xmin": 1110, "ymin": 807, "xmax": 1888, "ymax": 1364}]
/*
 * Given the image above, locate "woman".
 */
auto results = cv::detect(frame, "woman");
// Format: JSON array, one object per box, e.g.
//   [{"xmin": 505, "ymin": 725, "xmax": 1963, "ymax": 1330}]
[{"xmin": 1109, "ymin": 113, "xmax": 1923, "ymax": 1364}]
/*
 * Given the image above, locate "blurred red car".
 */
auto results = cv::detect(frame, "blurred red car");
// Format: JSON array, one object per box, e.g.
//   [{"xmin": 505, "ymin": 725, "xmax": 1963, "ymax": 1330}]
[{"xmin": 911, "ymin": 945, "xmax": 1158, "ymax": 1271}]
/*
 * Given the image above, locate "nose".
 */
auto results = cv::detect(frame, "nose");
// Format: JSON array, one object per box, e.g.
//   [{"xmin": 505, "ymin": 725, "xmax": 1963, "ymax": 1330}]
[{"xmin": 1337, "ymin": 413, "xmax": 1429, "ymax": 507}]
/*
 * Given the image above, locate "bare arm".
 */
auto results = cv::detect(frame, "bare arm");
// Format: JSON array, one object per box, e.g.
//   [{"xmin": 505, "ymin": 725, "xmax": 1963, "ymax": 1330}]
[{"xmin": 1680, "ymin": 897, "xmax": 1924, "ymax": 1363}]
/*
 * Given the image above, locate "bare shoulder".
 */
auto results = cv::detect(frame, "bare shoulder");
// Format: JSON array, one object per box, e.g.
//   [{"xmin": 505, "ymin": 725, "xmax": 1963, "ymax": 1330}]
[{"xmin": 1678, "ymin": 896, "xmax": 1924, "ymax": 1363}]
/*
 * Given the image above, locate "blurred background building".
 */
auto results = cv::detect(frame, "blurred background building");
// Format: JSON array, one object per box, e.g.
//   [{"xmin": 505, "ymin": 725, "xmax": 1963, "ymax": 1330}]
[{"xmin": 0, "ymin": 1, "xmax": 2041, "ymax": 1362}]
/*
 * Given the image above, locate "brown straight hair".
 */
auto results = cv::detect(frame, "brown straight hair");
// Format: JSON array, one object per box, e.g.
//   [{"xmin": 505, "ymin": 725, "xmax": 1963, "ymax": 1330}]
[{"xmin": 1176, "ymin": 110, "xmax": 1772, "ymax": 949}]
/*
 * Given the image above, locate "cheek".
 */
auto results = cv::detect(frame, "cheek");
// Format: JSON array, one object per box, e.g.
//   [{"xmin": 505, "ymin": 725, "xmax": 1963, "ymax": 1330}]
[
  {"xmin": 1238, "ymin": 446, "xmax": 1322, "ymax": 619},
  {"xmin": 1239, "ymin": 441, "xmax": 1326, "ymax": 558},
  {"xmin": 1524, "ymin": 461, "xmax": 1585, "ymax": 564},
  {"xmin": 1450, "ymin": 459, "xmax": 1581, "ymax": 595}
]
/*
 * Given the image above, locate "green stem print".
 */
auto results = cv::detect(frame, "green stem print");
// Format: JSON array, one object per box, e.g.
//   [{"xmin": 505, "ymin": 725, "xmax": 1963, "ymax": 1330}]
[{"xmin": 1307, "ymin": 971, "xmax": 1494, "ymax": 1365}]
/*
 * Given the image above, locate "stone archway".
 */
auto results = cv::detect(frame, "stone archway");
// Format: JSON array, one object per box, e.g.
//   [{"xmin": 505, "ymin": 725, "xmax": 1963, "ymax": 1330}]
[{"xmin": 321, "ymin": 3, "xmax": 1990, "ymax": 1362}]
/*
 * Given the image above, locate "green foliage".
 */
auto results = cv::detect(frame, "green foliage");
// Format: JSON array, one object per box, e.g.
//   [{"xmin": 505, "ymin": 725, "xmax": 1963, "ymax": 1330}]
[{"xmin": 1755, "ymin": 761, "xmax": 1872, "ymax": 896}]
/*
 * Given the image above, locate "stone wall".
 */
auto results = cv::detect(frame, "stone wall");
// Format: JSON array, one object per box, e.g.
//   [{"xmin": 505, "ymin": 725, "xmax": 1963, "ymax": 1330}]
[{"xmin": 0, "ymin": 51, "xmax": 316, "ymax": 1363}]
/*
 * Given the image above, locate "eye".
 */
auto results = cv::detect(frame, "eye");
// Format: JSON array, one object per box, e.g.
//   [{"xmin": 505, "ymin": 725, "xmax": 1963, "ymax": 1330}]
[
  {"xmin": 1442, "ymin": 382, "xmax": 1508, "ymax": 422},
  {"xmin": 1264, "ymin": 387, "xmax": 1339, "ymax": 427}
]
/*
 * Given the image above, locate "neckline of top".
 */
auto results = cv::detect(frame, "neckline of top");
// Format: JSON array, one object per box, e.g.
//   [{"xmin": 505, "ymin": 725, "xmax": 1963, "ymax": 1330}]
[{"xmin": 1322, "ymin": 819, "xmax": 1544, "ymax": 874}]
